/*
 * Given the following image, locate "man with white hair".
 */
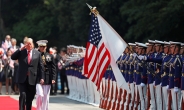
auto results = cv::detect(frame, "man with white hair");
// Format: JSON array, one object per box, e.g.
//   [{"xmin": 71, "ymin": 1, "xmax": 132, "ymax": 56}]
[
  {"xmin": 11, "ymin": 38, "xmax": 44, "ymax": 110},
  {"xmin": 5, "ymin": 35, "xmax": 12, "ymax": 48}
]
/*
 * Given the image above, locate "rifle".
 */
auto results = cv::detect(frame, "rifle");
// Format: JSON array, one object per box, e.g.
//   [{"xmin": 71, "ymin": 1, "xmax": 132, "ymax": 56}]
[
  {"xmin": 147, "ymin": 85, "xmax": 151, "ymax": 110},
  {"xmin": 168, "ymin": 90, "xmax": 172, "ymax": 110}
]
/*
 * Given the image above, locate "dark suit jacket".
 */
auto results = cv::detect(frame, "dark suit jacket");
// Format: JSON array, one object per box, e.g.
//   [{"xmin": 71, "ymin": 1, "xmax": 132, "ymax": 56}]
[{"xmin": 11, "ymin": 49, "xmax": 44, "ymax": 85}]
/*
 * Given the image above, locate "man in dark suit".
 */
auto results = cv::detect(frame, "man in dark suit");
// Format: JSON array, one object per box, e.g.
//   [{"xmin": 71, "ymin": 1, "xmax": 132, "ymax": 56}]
[{"xmin": 11, "ymin": 38, "xmax": 44, "ymax": 110}]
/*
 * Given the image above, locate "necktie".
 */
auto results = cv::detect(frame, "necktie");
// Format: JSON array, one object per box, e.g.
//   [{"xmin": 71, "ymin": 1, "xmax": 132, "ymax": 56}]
[{"xmin": 28, "ymin": 51, "xmax": 31, "ymax": 64}]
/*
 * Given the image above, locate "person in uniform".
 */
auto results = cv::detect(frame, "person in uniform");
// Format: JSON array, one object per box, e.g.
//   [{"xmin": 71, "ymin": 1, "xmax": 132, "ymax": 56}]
[
  {"xmin": 168, "ymin": 41, "xmax": 182, "ymax": 110},
  {"xmin": 153, "ymin": 40, "xmax": 165, "ymax": 110},
  {"xmin": 135, "ymin": 43, "xmax": 147, "ymax": 110},
  {"xmin": 146, "ymin": 41, "xmax": 171, "ymax": 109},
  {"xmin": 36, "ymin": 40, "xmax": 56, "ymax": 110},
  {"xmin": 180, "ymin": 43, "xmax": 184, "ymax": 109},
  {"xmin": 146, "ymin": 40, "xmax": 157, "ymax": 110}
]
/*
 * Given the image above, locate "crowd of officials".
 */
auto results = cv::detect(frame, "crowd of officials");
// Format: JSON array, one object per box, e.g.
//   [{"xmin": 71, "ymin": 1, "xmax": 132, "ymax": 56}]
[{"xmin": 0, "ymin": 35, "xmax": 69, "ymax": 96}]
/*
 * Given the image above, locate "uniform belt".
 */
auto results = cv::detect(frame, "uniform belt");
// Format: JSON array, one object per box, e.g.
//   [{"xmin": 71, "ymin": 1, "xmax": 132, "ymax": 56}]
[
  {"xmin": 134, "ymin": 70, "xmax": 136, "ymax": 73},
  {"xmin": 107, "ymin": 68, "xmax": 112, "ymax": 70},
  {"xmin": 136, "ymin": 72, "xmax": 141, "ymax": 74},
  {"xmin": 128, "ymin": 71, "xmax": 133, "ymax": 74},
  {"xmin": 182, "ymin": 73, "xmax": 184, "ymax": 77},
  {"xmin": 70, "ymin": 67, "xmax": 74, "ymax": 69},
  {"xmin": 121, "ymin": 70, "xmax": 124, "ymax": 72},
  {"xmin": 74, "ymin": 68, "xmax": 78, "ymax": 70},
  {"xmin": 161, "ymin": 72, "xmax": 167, "ymax": 78},
  {"xmin": 124, "ymin": 70, "xmax": 128, "ymax": 73},
  {"xmin": 169, "ymin": 74, "xmax": 174, "ymax": 77}
]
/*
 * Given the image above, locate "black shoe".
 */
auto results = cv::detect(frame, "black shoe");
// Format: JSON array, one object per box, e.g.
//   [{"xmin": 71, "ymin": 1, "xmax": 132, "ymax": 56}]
[
  {"xmin": 50, "ymin": 92, "xmax": 54, "ymax": 95},
  {"xmin": 60, "ymin": 92, "xmax": 64, "ymax": 95}
]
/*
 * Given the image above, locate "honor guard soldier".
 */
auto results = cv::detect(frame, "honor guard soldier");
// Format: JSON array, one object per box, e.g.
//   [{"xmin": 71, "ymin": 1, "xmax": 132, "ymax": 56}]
[
  {"xmin": 128, "ymin": 43, "xmax": 136, "ymax": 110},
  {"xmin": 135, "ymin": 43, "xmax": 147, "ymax": 110},
  {"xmin": 168, "ymin": 41, "xmax": 182, "ymax": 110},
  {"xmin": 36, "ymin": 40, "xmax": 56, "ymax": 110},
  {"xmin": 146, "ymin": 40, "xmax": 157, "ymax": 110},
  {"xmin": 146, "ymin": 41, "xmax": 171, "ymax": 109},
  {"xmin": 154, "ymin": 40, "xmax": 165, "ymax": 110},
  {"xmin": 180, "ymin": 43, "xmax": 184, "ymax": 108}
]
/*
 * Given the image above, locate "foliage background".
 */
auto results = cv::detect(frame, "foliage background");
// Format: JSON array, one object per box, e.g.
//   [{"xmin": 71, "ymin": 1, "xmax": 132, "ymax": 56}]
[{"xmin": 0, "ymin": 0, "xmax": 184, "ymax": 50}]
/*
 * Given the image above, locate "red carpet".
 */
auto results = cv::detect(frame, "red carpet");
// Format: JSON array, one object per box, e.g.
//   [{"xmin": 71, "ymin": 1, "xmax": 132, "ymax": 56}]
[{"xmin": 0, "ymin": 96, "xmax": 36, "ymax": 110}]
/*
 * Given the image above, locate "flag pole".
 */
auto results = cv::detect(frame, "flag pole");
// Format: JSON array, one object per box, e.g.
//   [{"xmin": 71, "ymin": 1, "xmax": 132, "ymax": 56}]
[{"xmin": 86, "ymin": 3, "xmax": 99, "ymax": 16}]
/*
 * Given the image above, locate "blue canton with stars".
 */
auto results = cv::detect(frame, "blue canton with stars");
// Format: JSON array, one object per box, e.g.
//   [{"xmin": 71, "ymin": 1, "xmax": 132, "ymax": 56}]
[{"xmin": 88, "ymin": 14, "xmax": 102, "ymax": 47}]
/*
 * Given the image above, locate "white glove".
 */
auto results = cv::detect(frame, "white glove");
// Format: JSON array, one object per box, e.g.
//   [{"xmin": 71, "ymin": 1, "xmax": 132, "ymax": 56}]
[
  {"xmin": 160, "ymin": 83, "xmax": 162, "ymax": 86},
  {"xmin": 138, "ymin": 55, "xmax": 144, "ymax": 60},
  {"xmin": 133, "ymin": 53, "xmax": 137, "ymax": 57},
  {"xmin": 166, "ymin": 85, "xmax": 169, "ymax": 90},
  {"xmin": 174, "ymin": 87, "xmax": 178, "ymax": 93},
  {"xmin": 140, "ymin": 83, "xmax": 145, "ymax": 87},
  {"xmin": 153, "ymin": 81, "xmax": 155, "ymax": 86}
]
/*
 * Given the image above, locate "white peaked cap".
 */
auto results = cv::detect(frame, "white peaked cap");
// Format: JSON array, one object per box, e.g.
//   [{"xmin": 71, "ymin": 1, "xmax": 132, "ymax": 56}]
[
  {"xmin": 155, "ymin": 40, "xmax": 164, "ymax": 44},
  {"xmin": 128, "ymin": 43, "xmax": 136, "ymax": 46},
  {"xmin": 148, "ymin": 40, "xmax": 155, "ymax": 44},
  {"xmin": 138, "ymin": 43, "xmax": 148, "ymax": 48},
  {"xmin": 164, "ymin": 41, "xmax": 170, "ymax": 45},
  {"xmin": 36, "ymin": 40, "xmax": 48, "ymax": 46},
  {"xmin": 169, "ymin": 41, "xmax": 181, "ymax": 45}
]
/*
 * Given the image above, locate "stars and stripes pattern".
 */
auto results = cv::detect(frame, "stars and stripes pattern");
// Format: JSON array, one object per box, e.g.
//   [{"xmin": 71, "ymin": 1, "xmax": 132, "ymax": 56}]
[{"xmin": 84, "ymin": 14, "xmax": 111, "ymax": 89}]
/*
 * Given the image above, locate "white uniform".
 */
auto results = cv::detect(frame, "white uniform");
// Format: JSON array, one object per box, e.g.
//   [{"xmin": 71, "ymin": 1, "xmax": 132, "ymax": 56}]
[{"xmin": 36, "ymin": 84, "xmax": 51, "ymax": 110}]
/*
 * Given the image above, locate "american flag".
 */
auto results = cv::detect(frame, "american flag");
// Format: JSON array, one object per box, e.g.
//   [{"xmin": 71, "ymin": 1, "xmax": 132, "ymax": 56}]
[{"xmin": 84, "ymin": 13, "xmax": 111, "ymax": 89}]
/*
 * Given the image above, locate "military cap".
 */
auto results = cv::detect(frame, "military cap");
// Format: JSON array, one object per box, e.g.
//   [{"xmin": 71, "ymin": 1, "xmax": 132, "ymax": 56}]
[
  {"xmin": 169, "ymin": 41, "xmax": 181, "ymax": 46},
  {"xmin": 155, "ymin": 40, "xmax": 165, "ymax": 45},
  {"xmin": 137, "ymin": 43, "xmax": 147, "ymax": 48},
  {"xmin": 36, "ymin": 40, "xmax": 48, "ymax": 46},
  {"xmin": 128, "ymin": 43, "xmax": 136, "ymax": 46},
  {"xmin": 148, "ymin": 40, "xmax": 155, "ymax": 44}
]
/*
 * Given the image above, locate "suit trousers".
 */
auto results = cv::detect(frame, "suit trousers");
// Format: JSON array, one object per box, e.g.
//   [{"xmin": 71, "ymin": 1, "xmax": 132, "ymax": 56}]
[
  {"xmin": 19, "ymin": 77, "xmax": 36, "ymax": 110},
  {"xmin": 60, "ymin": 69, "xmax": 69, "ymax": 94}
]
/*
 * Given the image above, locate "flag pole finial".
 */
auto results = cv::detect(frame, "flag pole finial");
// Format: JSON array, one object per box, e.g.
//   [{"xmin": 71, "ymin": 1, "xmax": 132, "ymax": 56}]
[{"xmin": 86, "ymin": 3, "xmax": 99, "ymax": 16}]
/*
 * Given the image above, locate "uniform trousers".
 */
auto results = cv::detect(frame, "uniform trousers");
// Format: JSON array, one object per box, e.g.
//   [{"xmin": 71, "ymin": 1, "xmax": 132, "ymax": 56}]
[
  {"xmin": 162, "ymin": 86, "xmax": 168, "ymax": 110},
  {"xmin": 171, "ymin": 88, "xmax": 181, "ymax": 110},
  {"xmin": 138, "ymin": 85, "xmax": 147, "ymax": 110},
  {"xmin": 129, "ymin": 83, "xmax": 135, "ymax": 110},
  {"xmin": 155, "ymin": 85, "xmax": 163, "ymax": 110},
  {"xmin": 36, "ymin": 84, "xmax": 51, "ymax": 110},
  {"xmin": 149, "ymin": 83, "xmax": 156, "ymax": 110}
]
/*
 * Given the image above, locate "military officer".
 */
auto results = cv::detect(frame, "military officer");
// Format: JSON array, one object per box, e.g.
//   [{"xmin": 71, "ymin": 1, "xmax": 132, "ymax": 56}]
[
  {"xmin": 135, "ymin": 43, "xmax": 147, "ymax": 110},
  {"xmin": 146, "ymin": 41, "xmax": 171, "ymax": 109},
  {"xmin": 180, "ymin": 43, "xmax": 184, "ymax": 109},
  {"xmin": 146, "ymin": 40, "xmax": 157, "ymax": 110},
  {"xmin": 36, "ymin": 40, "xmax": 56, "ymax": 110},
  {"xmin": 128, "ymin": 43, "xmax": 136, "ymax": 110},
  {"xmin": 168, "ymin": 41, "xmax": 182, "ymax": 110}
]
